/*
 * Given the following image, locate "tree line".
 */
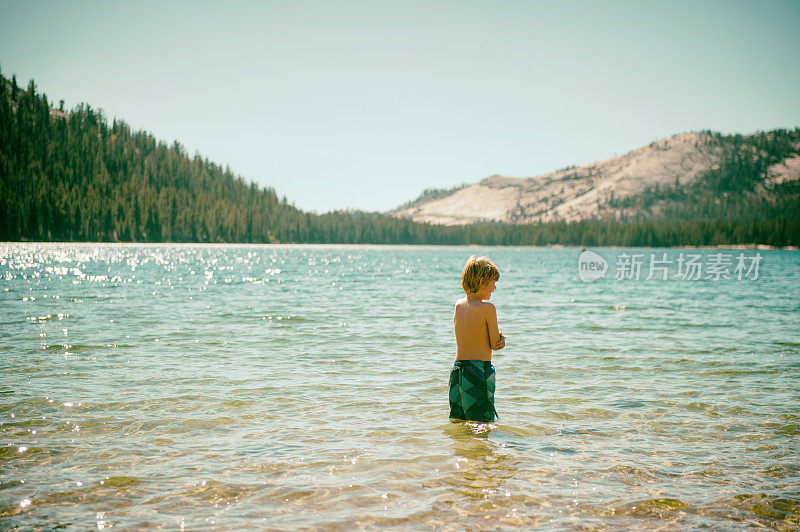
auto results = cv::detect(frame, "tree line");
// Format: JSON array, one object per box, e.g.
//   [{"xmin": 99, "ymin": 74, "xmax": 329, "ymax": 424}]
[{"xmin": 1, "ymin": 70, "xmax": 798, "ymax": 246}]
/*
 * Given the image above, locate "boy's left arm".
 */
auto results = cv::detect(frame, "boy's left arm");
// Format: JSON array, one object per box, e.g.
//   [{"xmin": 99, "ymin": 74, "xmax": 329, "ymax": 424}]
[{"xmin": 486, "ymin": 303, "xmax": 505, "ymax": 350}]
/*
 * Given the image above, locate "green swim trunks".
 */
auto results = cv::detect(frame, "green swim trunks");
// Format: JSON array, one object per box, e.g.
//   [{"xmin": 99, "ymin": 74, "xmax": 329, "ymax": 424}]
[{"xmin": 449, "ymin": 360, "xmax": 498, "ymax": 422}]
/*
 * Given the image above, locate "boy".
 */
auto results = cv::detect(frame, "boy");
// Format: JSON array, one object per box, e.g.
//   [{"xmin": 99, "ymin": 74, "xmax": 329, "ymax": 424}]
[{"xmin": 449, "ymin": 255, "xmax": 505, "ymax": 423}]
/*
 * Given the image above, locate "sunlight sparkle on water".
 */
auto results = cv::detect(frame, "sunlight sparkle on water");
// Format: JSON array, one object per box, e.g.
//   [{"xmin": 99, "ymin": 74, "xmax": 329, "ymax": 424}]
[{"xmin": 0, "ymin": 243, "xmax": 797, "ymax": 529}]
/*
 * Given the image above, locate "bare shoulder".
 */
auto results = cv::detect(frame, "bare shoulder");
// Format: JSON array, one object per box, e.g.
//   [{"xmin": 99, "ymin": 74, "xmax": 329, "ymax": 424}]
[{"xmin": 468, "ymin": 301, "xmax": 494, "ymax": 320}]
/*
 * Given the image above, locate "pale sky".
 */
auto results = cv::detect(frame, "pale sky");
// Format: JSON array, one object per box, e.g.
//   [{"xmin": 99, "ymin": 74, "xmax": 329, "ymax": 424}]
[{"xmin": 1, "ymin": 0, "xmax": 799, "ymax": 213}]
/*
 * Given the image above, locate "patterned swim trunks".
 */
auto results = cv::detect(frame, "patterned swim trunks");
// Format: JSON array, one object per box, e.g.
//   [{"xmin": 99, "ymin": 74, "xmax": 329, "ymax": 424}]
[{"xmin": 448, "ymin": 360, "xmax": 498, "ymax": 422}]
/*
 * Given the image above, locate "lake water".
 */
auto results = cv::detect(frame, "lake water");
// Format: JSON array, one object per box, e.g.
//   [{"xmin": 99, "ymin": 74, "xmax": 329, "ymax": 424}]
[{"xmin": 1, "ymin": 243, "xmax": 798, "ymax": 529}]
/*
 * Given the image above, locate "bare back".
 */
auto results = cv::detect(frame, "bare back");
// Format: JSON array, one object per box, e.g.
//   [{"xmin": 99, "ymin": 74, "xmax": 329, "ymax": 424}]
[{"xmin": 454, "ymin": 297, "xmax": 501, "ymax": 361}]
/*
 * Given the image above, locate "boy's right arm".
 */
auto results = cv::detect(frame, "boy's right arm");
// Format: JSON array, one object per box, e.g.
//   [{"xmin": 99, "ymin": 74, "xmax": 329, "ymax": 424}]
[{"xmin": 485, "ymin": 303, "xmax": 505, "ymax": 350}]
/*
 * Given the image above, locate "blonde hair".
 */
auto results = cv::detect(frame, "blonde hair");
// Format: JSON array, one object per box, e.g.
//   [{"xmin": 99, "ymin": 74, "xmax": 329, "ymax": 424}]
[{"xmin": 461, "ymin": 255, "xmax": 499, "ymax": 294}]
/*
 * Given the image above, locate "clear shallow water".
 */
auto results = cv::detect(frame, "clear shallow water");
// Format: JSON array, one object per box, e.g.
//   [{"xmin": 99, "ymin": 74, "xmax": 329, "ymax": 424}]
[{"xmin": 1, "ymin": 243, "xmax": 798, "ymax": 530}]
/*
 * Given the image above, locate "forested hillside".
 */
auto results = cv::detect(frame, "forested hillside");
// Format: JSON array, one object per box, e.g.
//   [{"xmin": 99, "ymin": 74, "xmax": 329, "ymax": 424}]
[
  {"xmin": 0, "ymin": 72, "xmax": 450, "ymax": 244},
  {"xmin": 1, "ymin": 71, "xmax": 798, "ymax": 246}
]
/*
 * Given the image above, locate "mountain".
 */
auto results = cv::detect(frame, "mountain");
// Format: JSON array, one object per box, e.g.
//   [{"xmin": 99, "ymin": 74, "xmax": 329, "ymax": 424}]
[
  {"xmin": 2, "ymin": 70, "xmax": 798, "ymax": 246},
  {"xmin": 0, "ymin": 72, "xmax": 449, "ymax": 244},
  {"xmin": 390, "ymin": 131, "xmax": 800, "ymax": 225}
]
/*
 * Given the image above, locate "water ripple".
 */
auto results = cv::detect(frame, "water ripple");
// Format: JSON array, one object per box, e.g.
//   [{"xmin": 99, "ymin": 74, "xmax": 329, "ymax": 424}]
[{"xmin": 0, "ymin": 243, "xmax": 798, "ymax": 529}]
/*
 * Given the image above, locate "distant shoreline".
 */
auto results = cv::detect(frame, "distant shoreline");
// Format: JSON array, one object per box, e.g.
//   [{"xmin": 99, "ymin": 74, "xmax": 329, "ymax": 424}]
[{"xmin": 2, "ymin": 241, "xmax": 798, "ymax": 251}]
